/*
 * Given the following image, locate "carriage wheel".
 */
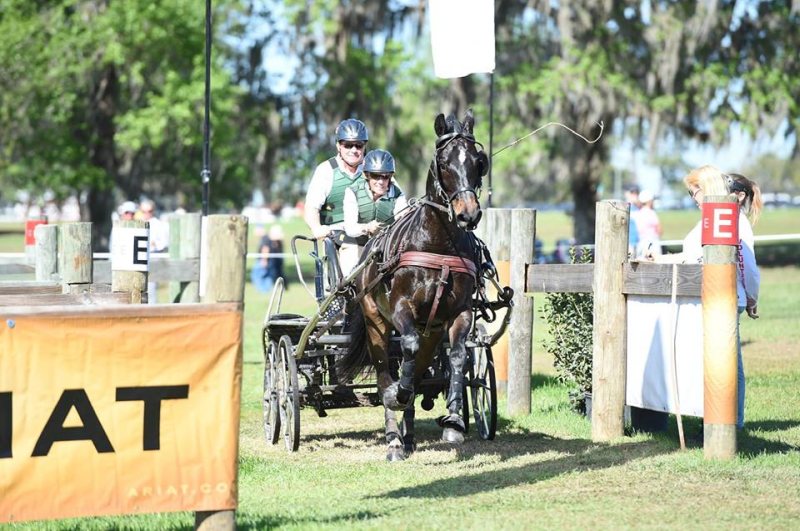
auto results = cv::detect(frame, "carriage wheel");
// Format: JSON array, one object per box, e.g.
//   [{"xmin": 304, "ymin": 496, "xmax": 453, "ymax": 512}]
[
  {"xmin": 262, "ymin": 339, "xmax": 281, "ymax": 445},
  {"xmin": 278, "ymin": 335, "xmax": 301, "ymax": 452},
  {"xmin": 467, "ymin": 341, "xmax": 497, "ymax": 440},
  {"xmin": 461, "ymin": 377, "xmax": 470, "ymax": 434}
]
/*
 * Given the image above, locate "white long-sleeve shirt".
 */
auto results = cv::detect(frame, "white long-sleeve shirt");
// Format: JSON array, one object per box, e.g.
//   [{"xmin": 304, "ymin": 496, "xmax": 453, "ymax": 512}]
[
  {"xmin": 669, "ymin": 215, "xmax": 759, "ymax": 307},
  {"xmin": 736, "ymin": 216, "xmax": 759, "ymax": 308}
]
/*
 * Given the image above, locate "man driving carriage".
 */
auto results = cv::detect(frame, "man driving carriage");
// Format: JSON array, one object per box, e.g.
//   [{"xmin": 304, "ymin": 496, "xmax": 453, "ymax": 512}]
[
  {"xmin": 303, "ymin": 118, "xmax": 369, "ymax": 276},
  {"xmin": 343, "ymin": 148, "xmax": 408, "ymax": 251}
]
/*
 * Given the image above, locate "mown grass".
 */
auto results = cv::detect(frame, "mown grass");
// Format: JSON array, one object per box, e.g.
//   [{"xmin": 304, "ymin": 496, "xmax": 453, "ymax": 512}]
[
  {"xmin": 3, "ymin": 217, "xmax": 800, "ymax": 530},
  {"xmin": 7, "ymin": 266, "xmax": 800, "ymax": 530}
]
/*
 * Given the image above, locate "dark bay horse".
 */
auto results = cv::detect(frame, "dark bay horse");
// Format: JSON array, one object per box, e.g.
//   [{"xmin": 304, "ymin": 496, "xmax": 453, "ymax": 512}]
[{"xmin": 337, "ymin": 109, "xmax": 489, "ymax": 461}]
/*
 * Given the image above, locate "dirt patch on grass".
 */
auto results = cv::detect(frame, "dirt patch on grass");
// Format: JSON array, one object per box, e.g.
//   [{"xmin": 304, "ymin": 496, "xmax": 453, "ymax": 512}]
[{"xmin": 746, "ymin": 340, "xmax": 800, "ymax": 374}]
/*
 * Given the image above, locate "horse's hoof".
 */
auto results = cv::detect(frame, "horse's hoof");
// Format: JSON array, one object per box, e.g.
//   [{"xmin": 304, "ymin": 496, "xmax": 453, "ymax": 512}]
[
  {"xmin": 386, "ymin": 447, "xmax": 406, "ymax": 462},
  {"xmin": 421, "ymin": 396, "xmax": 435, "ymax": 411},
  {"xmin": 403, "ymin": 438, "xmax": 416, "ymax": 455},
  {"xmin": 442, "ymin": 427, "xmax": 465, "ymax": 444}
]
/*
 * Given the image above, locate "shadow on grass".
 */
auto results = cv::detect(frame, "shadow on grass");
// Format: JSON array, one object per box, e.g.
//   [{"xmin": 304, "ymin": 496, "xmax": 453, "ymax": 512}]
[
  {"xmin": 659, "ymin": 415, "xmax": 799, "ymax": 455},
  {"xmin": 373, "ymin": 427, "xmax": 669, "ymax": 500},
  {"xmin": 236, "ymin": 510, "xmax": 386, "ymax": 530},
  {"xmin": 531, "ymin": 372, "xmax": 562, "ymax": 388},
  {"xmin": 739, "ymin": 419, "xmax": 800, "ymax": 456}
]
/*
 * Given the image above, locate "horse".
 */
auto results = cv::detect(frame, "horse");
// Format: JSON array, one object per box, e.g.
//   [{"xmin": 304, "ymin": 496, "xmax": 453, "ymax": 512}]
[{"xmin": 337, "ymin": 109, "xmax": 489, "ymax": 461}]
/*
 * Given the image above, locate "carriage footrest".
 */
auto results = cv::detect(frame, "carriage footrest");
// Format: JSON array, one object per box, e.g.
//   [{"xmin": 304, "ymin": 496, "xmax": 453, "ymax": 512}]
[{"xmin": 316, "ymin": 391, "xmax": 382, "ymax": 409}]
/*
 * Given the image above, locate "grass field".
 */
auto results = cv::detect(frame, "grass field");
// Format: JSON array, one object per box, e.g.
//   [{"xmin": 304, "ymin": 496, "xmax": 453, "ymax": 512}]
[{"xmin": 3, "ymin": 212, "xmax": 800, "ymax": 530}]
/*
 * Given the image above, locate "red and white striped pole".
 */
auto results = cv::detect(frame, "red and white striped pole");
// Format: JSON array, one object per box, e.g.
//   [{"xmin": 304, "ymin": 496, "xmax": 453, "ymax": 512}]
[{"xmin": 701, "ymin": 195, "xmax": 739, "ymax": 459}]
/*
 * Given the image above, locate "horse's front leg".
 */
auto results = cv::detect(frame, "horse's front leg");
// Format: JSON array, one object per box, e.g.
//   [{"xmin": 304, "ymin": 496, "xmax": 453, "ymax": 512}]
[
  {"xmin": 361, "ymin": 294, "xmax": 404, "ymax": 461},
  {"xmin": 383, "ymin": 297, "xmax": 418, "ymax": 411},
  {"xmin": 402, "ymin": 404, "xmax": 416, "ymax": 455},
  {"xmin": 442, "ymin": 308, "xmax": 472, "ymax": 444}
]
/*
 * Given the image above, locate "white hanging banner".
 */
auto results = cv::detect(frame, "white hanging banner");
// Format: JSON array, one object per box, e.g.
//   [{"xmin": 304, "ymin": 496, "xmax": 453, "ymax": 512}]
[
  {"xmin": 111, "ymin": 227, "xmax": 150, "ymax": 272},
  {"xmin": 429, "ymin": 0, "xmax": 495, "ymax": 78},
  {"xmin": 625, "ymin": 295, "xmax": 704, "ymax": 417}
]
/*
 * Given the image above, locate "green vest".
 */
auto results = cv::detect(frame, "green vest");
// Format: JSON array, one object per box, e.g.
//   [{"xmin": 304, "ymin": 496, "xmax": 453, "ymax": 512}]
[
  {"xmin": 320, "ymin": 159, "xmax": 360, "ymax": 225},
  {"xmin": 350, "ymin": 178, "xmax": 400, "ymax": 224}
]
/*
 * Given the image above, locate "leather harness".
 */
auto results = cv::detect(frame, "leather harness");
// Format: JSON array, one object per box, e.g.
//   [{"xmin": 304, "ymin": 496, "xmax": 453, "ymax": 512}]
[{"xmin": 396, "ymin": 251, "xmax": 478, "ymax": 337}]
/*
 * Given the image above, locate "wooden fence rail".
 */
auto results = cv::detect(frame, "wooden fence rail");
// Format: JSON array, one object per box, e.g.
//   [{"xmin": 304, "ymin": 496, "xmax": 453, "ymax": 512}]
[{"xmin": 527, "ymin": 262, "xmax": 702, "ymax": 296}]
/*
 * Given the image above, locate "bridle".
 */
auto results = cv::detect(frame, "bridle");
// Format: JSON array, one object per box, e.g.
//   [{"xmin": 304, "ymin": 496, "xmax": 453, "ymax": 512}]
[{"xmin": 427, "ymin": 131, "xmax": 484, "ymax": 217}]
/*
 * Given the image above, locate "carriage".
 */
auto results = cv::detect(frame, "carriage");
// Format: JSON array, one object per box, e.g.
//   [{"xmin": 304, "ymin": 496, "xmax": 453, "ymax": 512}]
[{"xmin": 261, "ymin": 110, "xmax": 513, "ymax": 460}]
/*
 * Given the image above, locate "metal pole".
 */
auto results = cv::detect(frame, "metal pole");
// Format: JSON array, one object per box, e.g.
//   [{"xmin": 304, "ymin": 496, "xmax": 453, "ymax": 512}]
[
  {"xmin": 487, "ymin": 72, "xmax": 494, "ymax": 208},
  {"xmin": 201, "ymin": 0, "xmax": 212, "ymax": 217}
]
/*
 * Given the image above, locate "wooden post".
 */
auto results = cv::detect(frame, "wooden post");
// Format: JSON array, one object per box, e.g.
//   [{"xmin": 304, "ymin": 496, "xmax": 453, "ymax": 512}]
[
  {"xmin": 169, "ymin": 213, "xmax": 202, "ymax": 303},
  {"xmin": 702, "ymin": 195, "xmax": 739, "ymax": 459},
  {"xmin": 200, "ymin": 215, "xmax": 248, "ymax": 304},
  {"xmin": 25, "ymin": 217, "xmax": 48, "ymax": 265},
  {"xmin": 507, "ymin": 208, "xmax": 536, "ymax": 415},
  {"xmin": 59, "ymin": 222, "xmax": 92, "ymax": 294},
  {"xmin": 34, "ymin": 224, "xmax": 58, "ymax": 282},
  {"xmin": 111, "ymin": 220, "xmax": 149, "ymax": 304},
  {"xmin": 591, "ymin": 201, "xmax": 629, "ymax": 441},
  {"xmin": 478, "ymin": 208, "xmax": 511, "ymax": 395},
  {"xmin": 196, "ymin": 214, "xmax": 247, "ymax": 531}
]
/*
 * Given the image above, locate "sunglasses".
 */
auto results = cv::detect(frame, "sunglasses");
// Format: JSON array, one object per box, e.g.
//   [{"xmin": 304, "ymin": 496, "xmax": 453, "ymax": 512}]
[
  {"xmin": 687, "ymin": 188, "xmax": 701, "ymax": 199},
  {"xmin": 367, "ymin": 173, "xmax": 392, "ymax": 181},
  {"xmin": 341, "ymin": 142, "xmax": 365, "ymax": 150}
]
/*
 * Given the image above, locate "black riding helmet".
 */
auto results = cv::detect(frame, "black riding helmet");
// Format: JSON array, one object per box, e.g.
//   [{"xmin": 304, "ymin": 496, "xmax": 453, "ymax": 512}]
[
  {"xmin": 363, "ymin": 149, "xmax": 395, "ymax": 175},
  {"xmin": 335, "ymin": 119, "xmax": 369, "ymax": 143}
]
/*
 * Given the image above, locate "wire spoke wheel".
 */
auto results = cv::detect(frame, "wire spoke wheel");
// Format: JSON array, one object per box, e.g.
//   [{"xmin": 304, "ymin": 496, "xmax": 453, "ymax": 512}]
[
  {"xmin": 461, "ymin": 373, "xmax": 470, "ymax": 434},
  {"xmin": 278, "ymin": 335, "xmax": 301, "ymax": 452},
  {"xmin": 468, "ymin": 341, "xmax": 497, "ymax": 440},
  {"xmin": 263, "ymin": 338, "xmax": 281, "ymax": 445}
]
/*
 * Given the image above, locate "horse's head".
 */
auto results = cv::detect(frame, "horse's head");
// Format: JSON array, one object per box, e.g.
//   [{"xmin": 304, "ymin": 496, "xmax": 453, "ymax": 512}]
[{"xmin": 428, "ymin": 109, "xmax": 488, "ymax": 231}]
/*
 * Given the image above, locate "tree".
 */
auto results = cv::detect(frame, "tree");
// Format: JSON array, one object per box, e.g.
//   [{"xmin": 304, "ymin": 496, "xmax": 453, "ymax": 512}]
[
  {"xmin": 490, "ymin": 0, "xmax": 800, "ymax": 243},
  {"xmin": 0, "ymin": 0, "xmax": 247, "ymax": 249}
]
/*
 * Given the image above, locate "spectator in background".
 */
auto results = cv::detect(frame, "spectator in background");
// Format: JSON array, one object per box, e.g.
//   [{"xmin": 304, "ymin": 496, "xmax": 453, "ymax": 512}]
[
  {"xmin": 136, "ymin": 199, "xmax": 168, "ymax": 304},
  {"xmin": 551, "ymin": 238, "xmax": 575, "ymax": 264},
  {"xmin": 118, "ymin": 201, "xmax": 137, "ymax": 221},
  {"xmin": 251, "ymin": 225, "xmax": 286, "ymax": 293},
  {"xmin": 632, "ymin": 189, "xmax": 662, "ymax": 258},
  {"xmin": 623, "ymin": 183, "xmax": 641, "ymax": 258},
  {"xmin": 728, "ymin": 172, "xmax": 762, "ymax": 430},
  {"xmin": 109, "ymin": 200, "xmax": 138, "ymax": 255},
  {"xmin": 653, "ymin": 166, "xmax": 760, "ymax": 429},
  {"xmin": 138, "ymin": 199, "xmax": 169, "ymax": 252}
]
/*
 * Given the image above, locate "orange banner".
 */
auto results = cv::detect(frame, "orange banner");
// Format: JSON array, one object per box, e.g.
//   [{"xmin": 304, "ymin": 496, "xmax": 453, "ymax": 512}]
[{"xmin": 0, "ymin": 304, "xmax": 242, "ymax": 523}]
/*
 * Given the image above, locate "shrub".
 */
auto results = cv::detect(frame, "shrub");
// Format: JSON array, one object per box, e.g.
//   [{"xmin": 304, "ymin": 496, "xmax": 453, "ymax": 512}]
[{"xmin": 541, "ymin": 247, "xmax": 594, "ymax": 412}]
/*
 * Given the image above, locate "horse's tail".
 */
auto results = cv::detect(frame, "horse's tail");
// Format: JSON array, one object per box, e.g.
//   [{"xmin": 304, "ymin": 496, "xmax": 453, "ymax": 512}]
[{"xmin": 336, "ymin": 304, "xmax": 372, "ymax": 382}]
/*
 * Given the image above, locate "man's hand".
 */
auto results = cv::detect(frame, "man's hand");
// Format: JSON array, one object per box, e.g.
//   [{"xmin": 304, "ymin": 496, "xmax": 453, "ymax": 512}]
[
  {"xmin": 311, "ymin": 225, "xmax": 331, "ymax": 240},
  {"xmin": 746, "ymin": 298, "xmax": 759, "ymax": 319},
  {"xmin": 365, "ymin": 220, "xmax": 381, "ymax": 235}
]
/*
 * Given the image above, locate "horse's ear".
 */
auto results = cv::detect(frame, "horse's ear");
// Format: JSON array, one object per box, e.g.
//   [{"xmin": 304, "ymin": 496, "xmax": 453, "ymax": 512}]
[
  {"xmin": 434, "ymin": 113, "xmax": 448, "ymax": 136},
  {"xmin": 464, "ymin": 108, "xmax": 475, "ymax": 133},
  {"xmin": 477, "ymin": 150, "xmax": 489, "ymax": 177}
]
